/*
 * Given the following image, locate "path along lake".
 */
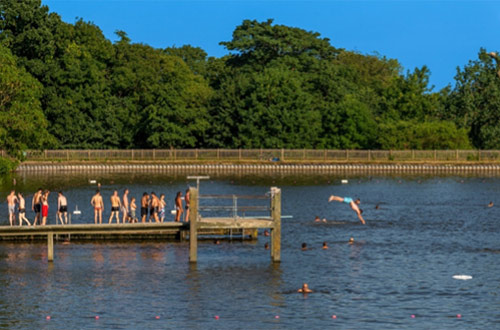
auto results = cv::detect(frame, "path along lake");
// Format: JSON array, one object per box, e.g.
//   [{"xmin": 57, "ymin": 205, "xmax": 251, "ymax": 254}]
[{"xmin": 0, "ymin": 171, "xmax": 499, "ymax": 329}]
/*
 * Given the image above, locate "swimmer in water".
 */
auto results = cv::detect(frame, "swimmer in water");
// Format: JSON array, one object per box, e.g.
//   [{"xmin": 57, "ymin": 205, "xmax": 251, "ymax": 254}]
[
  {"xmin": 348, "ymin": 237, "xmax": 354, "ymax": 244},
  {"xmin": 322, "ymin": 218, "xmax": 327, "ymax": 223},
  {"xmin": 328, "ymin": 195, "xmax": 366, "ymax": 224},
  {"xmin": 298, "ymin": 283, "xmax": 313, "ymax": 293},
  {"xmin": 264, "ymin": 230, "xmax": 270, "ymax": 237},
  {"xmin": 488, "ymin": 201, "xmax": 494, "ymax": 208},
  {"xmin": 301, "ymin": 242, "xmax": 307, "ymax": 251},
  {"xmin": 314, "ymin": 216, "xmax": 321, "ymax": 222},
  {"xmin": 322, "ymin": 242, "xmax": 328, "ymax": 249},
  {"xmin": 264, "ymin": 243, "xmax": 269, "ymax": 250}
]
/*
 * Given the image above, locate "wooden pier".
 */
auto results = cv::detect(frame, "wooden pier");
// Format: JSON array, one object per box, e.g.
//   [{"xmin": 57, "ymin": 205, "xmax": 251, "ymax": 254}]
[{"xmin": 0, "ymin": 187, "xmax": 282, "ymax": 263}]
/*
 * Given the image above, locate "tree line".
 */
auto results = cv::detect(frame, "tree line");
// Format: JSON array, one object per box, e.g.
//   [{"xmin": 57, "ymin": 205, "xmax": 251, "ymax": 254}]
[{"xmin": 1, "ymin": 0, "xmax": 499, "ymax": 169}]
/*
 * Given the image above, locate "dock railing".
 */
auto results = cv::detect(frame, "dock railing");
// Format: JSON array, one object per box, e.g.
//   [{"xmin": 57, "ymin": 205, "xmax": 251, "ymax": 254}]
[{"xmin": 9, "ymin": 149, "xmax": 500, "ymax": 163}]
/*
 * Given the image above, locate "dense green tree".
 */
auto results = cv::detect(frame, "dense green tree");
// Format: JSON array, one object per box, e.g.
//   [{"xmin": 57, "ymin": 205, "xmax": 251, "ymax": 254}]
[
  {"xmin": 446, "ymin": 49, "xmax": 500, "ymax": 149},
  {"xmin": 0, "ymin": 45, "xmax": 54, "ymax": 157}
]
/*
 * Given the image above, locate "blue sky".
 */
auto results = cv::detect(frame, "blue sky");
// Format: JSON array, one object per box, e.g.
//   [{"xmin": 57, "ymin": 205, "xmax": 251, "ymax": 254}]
[{"xmin": 43, "ymin": 0, "xmax": 500, "ymax": 90}]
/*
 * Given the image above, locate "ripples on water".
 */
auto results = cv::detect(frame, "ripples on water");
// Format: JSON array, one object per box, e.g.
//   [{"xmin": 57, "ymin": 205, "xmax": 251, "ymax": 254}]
[{"xmin": 0, "ymin": 173, "xmax": 499, "ymax": 329}]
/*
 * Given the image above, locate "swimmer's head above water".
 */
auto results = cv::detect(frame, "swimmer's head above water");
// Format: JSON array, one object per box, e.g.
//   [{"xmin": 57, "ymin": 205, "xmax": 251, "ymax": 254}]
[
  {"xmin": 298, "ymin": 283, "xmax": 313, "ymax": 293},
  {"xmin": 348, "ymin": 237, "xmax": 354, "ymax": 244}
]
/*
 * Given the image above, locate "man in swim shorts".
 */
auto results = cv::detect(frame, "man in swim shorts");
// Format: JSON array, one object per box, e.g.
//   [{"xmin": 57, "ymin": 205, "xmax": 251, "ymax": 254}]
[
  {"xmin": 91, "ymin": 190, "xmax": 104, "ymax": 224},
  {"xmin": 328, "ymin": 195, "xmax": 366, "ymax": 224},
  {"xmin": 32, "ymin": 188, "xmax": 42, "ymax": 226},
  {"xmin": 17, "ymin": 192, "xmax": 31, "ymax": 226},
  {"xmin": 141, "ymin": 192, "xmax": 149, "ymax": 223},
  {"xmin": 109, "ymin": 190, "xmax": 121, "ymax": 224},
  {"xmin": 7, "ymin": 190, "xmax": 18, "ymax": 226},
  {"xmin": 149, "ymin": 192, "xmax": 159, "ymax": 223},
  {"xmin": 57, "ymin": 191, "xmax": 68, "ymax": 224}
]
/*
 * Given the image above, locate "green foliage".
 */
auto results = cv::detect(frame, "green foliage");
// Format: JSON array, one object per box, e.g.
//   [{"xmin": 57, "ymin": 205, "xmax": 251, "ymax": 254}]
[
  {"xmin": 0, "ymin": 4, "xmax": 490, "ymax": 151},
  {"xmin": 0, "ymin": 157, "xmax": 16, "ymax": 174},
  {"xmin": 378, "ymin": 120, "xmax": 471, "ymax": 149},
  {"xmin": 0, "ymin": 44, "xmax": 55, "ymax": 157},
  {"xmin": 446, "ymin": 49, "xmax": 500, "ymax": 149}
]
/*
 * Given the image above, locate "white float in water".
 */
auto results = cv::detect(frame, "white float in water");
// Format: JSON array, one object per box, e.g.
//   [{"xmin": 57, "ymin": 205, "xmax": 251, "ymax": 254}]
[
  {"xmin": 341, "ymin": 179, "xmax": 348, "ymax": 184},
  {"xmin": 73, "ymin": 205, "xmax": 81, "ymax": 215},
  {"xmin": 453, "ymin": 275, "xmax": 472, "ymax": 280}
]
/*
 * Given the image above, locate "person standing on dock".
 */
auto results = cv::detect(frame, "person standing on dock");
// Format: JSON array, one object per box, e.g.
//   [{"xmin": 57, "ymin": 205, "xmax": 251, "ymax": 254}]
[
  {"xmin": 57, "ymin": 191, "xmax": 68, "ymax": 224},
  {"xmin": 159, "ymin": 194, "xmax": 166, "ymax": 222},
  {"xmin": 184, "ymin": 188, "xmax": 190, "ymax": 222},
  {"xmin": 91, "ymin": 190, "xmax": 104, "ymax": 224},
  {"xmin": 130, "ymin": 197, "xmax": 138, "ymax": 222},
  {"xmin": 141, "ymin": 193, "xmax": 149, "ymax": 223},
  {"xmin": 41, "ymin": 190, "xmax": 50, "ymax": 225},
  {"xmin": 109, "ymin": 190, "xmax": 121, "ymax": 224},
  {"xmin": 328, "ymin": 195, "xmax": 366, "ymax": 224},
  {"xmin": 7, "ymin": 190, "xmax": 18, "ymax": 226},
  {"xmin": 175, "ymin": 191, "xmax": 183, "ymax": 222},
  {"xmin": 32, "ymin": 188, "xmax": 42, "ymax": 226},
  {"xmin": 149, "ymin": 192, "xmax": 159, "ymax": 223},
  {"xmin": 17, "ymin": 192, "xmax": 31, "ymax": 226},
  {"xmin": 121, "ymin": 189, "xmax": 129, "ymax": 223}
]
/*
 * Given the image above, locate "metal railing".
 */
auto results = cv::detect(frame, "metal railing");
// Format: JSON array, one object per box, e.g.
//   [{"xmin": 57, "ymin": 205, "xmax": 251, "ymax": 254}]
[
  {"xmin": 198, "ymin": 194, "xmax": 271, "ymax": 219},
  {"xmin": 3, "ymin": 149, "xmax": 499, "ymax": 162}
]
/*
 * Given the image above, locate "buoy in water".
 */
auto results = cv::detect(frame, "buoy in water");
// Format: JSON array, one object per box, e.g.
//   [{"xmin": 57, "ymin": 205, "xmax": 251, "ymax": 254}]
[
  {"xmin": 341, "ymin": 179, "xmax": 348, "ymax": 184},
  {"xmin": 89, "ymin": 180, "xmax": 97, "ymax": 184},
  {"xmin": 453, "ymin": 275, "xmax": 472, "ymax": 280}
]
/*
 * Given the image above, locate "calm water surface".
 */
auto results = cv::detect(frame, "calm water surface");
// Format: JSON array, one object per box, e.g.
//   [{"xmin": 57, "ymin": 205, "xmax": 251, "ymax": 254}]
[{"xmin": 0, "ymin": 173, "xmax": 499, "ymax": 329}]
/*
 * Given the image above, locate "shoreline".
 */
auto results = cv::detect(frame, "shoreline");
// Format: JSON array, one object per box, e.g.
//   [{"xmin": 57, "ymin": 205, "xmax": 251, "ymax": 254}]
[{"xmin": 16, "ymin": 162, "xmax": 500, "ymax": 174}]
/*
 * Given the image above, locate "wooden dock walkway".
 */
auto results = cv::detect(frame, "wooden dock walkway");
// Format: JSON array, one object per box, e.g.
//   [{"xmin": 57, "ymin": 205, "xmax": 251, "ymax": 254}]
[{"xmin": 0, "ymin": 187, "xmax": 282, "ymax": 263}]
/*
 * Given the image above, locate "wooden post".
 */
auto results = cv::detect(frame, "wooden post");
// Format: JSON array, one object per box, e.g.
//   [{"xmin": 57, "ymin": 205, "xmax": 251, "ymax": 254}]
[
  {"xmin": 217, "ymin": 148, "xmax": 220, "ymax": 160},
  {"xmin": 47, "ymin": 232, "xmax": 54, "ymax": 262},
  {"xmin": 478, "ymin": 150, "xmax": 481, "ymax": 161},
  {"xmin": 239, "ymin": 148, "xmax": 242, "ymax": 161},
  {"xmin": 368, "ymin": 150, "xmax": 371, "ymax": 161},
  {"xmin": 346, "ymin": 150, "xmax": 349, "ymax": 160},
  {"xmin": 412, "ymin": 150, "xmax": 415, "ymax": 160},
  {"xmin": 270, "ymin": 187, "xmax": 281, "ymax": 263},
  {"xmin": 456, "ymin": 149, "xmax": 459, "ymax": 161},
  {"xmin": 434, "ymin": 149, "xmax": 437, "ymax": 161},
  {"xmin": 189, "ymin": 187, "xmax": 198, "ymax": 263},
  {"xmin": 281, "ymin": 148, "xmax": 284, "ymax": 161},
  {"xmin": 153, "ymin": 149, "xmax": 156, "ymax": 160}
]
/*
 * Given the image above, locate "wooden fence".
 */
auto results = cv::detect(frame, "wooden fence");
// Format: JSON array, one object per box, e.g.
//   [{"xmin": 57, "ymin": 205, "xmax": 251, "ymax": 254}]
[{"xmin": 6, "ymin": 149, "xmax": 500, "ymax": 162}]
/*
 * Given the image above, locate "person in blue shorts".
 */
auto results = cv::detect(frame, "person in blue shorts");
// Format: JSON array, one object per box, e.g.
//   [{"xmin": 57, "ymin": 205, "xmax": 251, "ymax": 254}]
[{"xmin": 328, "ymin": 195, "xmax": 366, "ymax": 224}]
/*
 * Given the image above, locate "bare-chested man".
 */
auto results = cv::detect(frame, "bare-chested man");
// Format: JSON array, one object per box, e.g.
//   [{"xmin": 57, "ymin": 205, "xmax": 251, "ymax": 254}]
[
  {"xmin": 149, "ymin": 192, "xmax": 159, "ymax": 223},
  {"xmin": 175, "ymin": 191, "xmax": 183, "ymax": 222},
  {"xmin": 57, "ymin": 191, "xmax": 68, "ymax": 225},
  {"xmin": 91, "ymin": 190, "xmax": 104, "ymax": 224},
  {"xmin": 17, "ymin": 192, "xmax": 31, "ymax": 226},
  {"xmin": 141, "ymin": 192, "xmax": 149, "ymax": 223},
  {"xmin": 32, "ymin": 188, "xmax": 42, "ymax": 226},
  {"xmin": 121, "ymin": 189, "xmax": 129, "ymax": 223},
  {"xmin": 7, "ymin": 190, "xmax": 18, "ymax": 226},
  {"xmin": 109, "ymin": 190, "xmax": 121, "ymax": 224},
  {"xmin": 328, "ymin": 195, "xmax": 366, "ymax": 224}
]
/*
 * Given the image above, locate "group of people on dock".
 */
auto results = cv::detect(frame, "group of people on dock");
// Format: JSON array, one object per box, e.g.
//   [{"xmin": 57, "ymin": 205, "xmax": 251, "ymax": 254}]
[
  {"xmin": 90, "ymin": 189, "xmax": 190, "ymax": 225},
  {"xmin": 5, "ymin": 188, "xmax": 190, "ymax": 226},
  {"xmin": 6, "ymin": 189, "xmax": 68, "ymax": 226}
]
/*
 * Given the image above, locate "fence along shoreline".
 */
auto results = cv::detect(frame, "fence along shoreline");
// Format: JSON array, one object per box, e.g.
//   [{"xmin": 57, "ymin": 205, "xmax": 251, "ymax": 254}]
[{"xmin": 8, "ymin": 149, "xmax": 500, "ymax": 163}]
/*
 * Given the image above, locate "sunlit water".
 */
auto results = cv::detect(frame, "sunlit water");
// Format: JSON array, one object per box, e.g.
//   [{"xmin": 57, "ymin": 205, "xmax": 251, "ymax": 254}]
[{"xmin": 0, "ymin": 172, "xmax": 499, "ymax": 329}]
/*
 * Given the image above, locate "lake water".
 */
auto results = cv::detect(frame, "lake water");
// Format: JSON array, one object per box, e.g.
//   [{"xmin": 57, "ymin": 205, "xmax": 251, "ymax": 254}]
[{"xmin": 0, "ymin": 172, "xmax": 499, "ymax": 329}]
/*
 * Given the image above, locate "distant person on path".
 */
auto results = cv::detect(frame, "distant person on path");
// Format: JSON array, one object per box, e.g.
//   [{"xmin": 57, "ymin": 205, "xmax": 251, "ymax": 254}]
[
  {"xmin": 159, "ymin": 194, "xmax": 166, "ymax": 222},
  {"xmin": 184, "ymin": 188, "xmax": 190, "ymax": 222},
  {"xmin": 175, "ymin": 191, "xmax": 183, "ymax": 222},
  {"xmin": 17, "ymin": 192, "xmax": 31, "ymax": 226},
  {"xmin": 91, "ymin": 190, "xmax": 104, "ymax": 224},
  {"xmin": 130, "ymin": 197, "xmax": 137, "ymax": 222},
  {"xmin": 149, "ymin": 192, "xmax": 159, "ymax": 223},
  {"xmin": 32, "ymin": 188, "xmax": 42, "ymax": 226},
  {"xmin": 328, "ymin": 195, "xmax": 366, "ymax": 224},
  {"xmin": 7, "ymin": 190, "xmax": 18, "ymax": 226},
  {"xmin": 109, "ymin": 190, "xmax": 121, "ymax": 224},
  {"xmin": 41, "ymin": 190, "xmax": 50, "ymax": 225},
  {"xmin": 121, "ymin": 189, "xmax": 129, "ymax": 223},
  {"xmin": 141, "ymin": 193, "xmax": 149, "ymax": 223},
  {"xmin": 57, "ymin": 191, "xmax": 68, "ymax": 224}
]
